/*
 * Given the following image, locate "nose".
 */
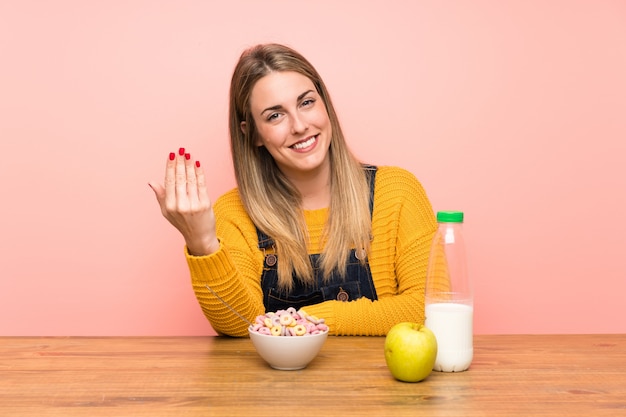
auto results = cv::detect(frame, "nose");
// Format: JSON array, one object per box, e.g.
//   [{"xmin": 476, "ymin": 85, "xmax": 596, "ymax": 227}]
[{"xmin": 290, "ymin": 112, "xmax": 308, "ymax": 134}]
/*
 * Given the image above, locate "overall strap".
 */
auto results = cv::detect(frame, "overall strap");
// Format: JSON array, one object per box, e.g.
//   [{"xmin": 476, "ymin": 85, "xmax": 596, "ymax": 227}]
[{"xmin": 363, "ymin": 164, "xmax": 377, "ymax": 216}]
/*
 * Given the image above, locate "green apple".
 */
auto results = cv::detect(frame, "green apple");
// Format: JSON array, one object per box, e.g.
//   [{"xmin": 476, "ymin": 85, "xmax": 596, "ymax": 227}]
[{"xmin": 384, "ymin": 322, "xmax": 437, "ymax": 382}]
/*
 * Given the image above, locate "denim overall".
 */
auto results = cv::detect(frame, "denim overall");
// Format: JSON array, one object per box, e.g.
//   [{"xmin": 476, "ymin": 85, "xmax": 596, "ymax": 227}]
[{"xmin": 257, "ymin": 166, "xmax": 379, "ymax": 312}]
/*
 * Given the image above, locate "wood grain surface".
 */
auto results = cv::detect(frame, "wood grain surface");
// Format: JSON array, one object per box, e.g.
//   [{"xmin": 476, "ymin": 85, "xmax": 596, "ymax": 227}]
[{"xmin": 1, "ymin": 334, "xmax": 625, "ymax": 416}]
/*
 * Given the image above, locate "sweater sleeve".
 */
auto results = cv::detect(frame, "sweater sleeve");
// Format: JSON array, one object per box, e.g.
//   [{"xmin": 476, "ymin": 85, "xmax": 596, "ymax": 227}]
[
  {"xmin": 185, "ymin": 189, "xmax": 266, "ymax": 337},
  {"xmin": 303, "ymin": 167, "xmax": 437, "ymax": 336}
]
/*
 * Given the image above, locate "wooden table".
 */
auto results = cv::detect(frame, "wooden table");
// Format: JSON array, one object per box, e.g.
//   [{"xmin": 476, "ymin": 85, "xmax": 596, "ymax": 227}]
[{"xmin": 1, "ymin": 335, "xmax": 625, "ymax": 416}]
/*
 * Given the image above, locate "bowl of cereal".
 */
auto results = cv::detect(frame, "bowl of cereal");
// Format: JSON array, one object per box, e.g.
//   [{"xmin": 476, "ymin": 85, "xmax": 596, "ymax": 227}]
[{"xmin": 248, "ymin": 308, "xmax": 329, "ymax": 370}]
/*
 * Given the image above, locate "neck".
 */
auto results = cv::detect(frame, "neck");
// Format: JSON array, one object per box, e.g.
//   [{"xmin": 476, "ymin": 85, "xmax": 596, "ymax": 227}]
[{"xmin": 286, "ymin": 161, "xmax": 331, "ymax": 211}]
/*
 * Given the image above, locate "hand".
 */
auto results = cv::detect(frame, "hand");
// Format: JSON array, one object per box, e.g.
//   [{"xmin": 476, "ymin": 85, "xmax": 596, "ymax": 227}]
[{"xmin": 149, "ymin": 148, "xmax": 220, "ymax": 256}]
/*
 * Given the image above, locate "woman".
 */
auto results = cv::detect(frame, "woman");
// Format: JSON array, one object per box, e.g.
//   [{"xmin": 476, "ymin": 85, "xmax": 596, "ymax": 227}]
[{"xmin": 149, "ymin": 43, "xmax": 438, "ymax": 337}]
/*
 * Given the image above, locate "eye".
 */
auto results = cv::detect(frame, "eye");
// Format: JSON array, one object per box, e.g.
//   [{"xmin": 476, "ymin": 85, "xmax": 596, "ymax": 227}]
[
  {"xmin": 267, "ymin": 112, "xmax": 280, "ymax": 121},
  {"xmin": 301, "ymin": 98, "xmax": 315, "ymax": 108}
]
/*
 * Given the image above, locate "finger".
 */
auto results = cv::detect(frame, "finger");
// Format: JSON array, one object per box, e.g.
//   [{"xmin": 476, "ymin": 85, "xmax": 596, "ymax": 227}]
[
  {"xmin": 148, "ymin": 181, "xmax": 171, "ymax": 218},
  {"xmin": 148, "ymin": 181, "xmax": 165, "ymax": 203},
  {"xmin": 185, "ymin": 152, "xmax": 199, "ymax": 207},
  {"xmin": 195, "ymin": 160, "xmax": 210, "ymax": 205},
  {"xmin": 175, "ymin": 148, "xmax": 188, "ymax": 206},
  {"xmin": 164, "ymin": 151, "xmax": 178, "ymax": 211}
]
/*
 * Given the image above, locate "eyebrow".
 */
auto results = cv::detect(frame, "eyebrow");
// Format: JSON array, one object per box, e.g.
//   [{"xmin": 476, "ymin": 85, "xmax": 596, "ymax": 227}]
[{"xmin": 260, "ymin": 89, "xmax": 315, "ymax": 116}]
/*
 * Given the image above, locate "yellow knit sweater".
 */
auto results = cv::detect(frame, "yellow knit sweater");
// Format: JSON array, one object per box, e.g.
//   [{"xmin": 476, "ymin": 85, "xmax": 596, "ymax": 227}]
[{"xmin": 185, "ymin": 166, "xmax": 437, "ymax": 337}]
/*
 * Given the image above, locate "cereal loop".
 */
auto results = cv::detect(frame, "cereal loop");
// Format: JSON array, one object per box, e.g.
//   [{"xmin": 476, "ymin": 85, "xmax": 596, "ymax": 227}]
[{"xmin": 250, "ymin": 309, "xmax": 328, "ymax": 337}]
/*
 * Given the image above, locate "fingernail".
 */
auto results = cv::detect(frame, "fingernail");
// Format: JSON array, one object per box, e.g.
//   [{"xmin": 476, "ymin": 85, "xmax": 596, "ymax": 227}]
[
  {"xmin": 179, "ymin": 147, "xmax": 185, "ymax": 155},
  {"xmin": 185, "ymin": 153, "xmax": 191, "ymax": 160},
  {"xmin": 195, "ymin": 160, "xmax": 201, "ymax": 168},
  {"xmin": 169, "ymin": 152, "xmax": 175, "ymax": 161}
]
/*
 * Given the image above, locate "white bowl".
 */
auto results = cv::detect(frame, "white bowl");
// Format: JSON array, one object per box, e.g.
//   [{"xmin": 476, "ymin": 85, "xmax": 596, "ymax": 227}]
[{"xmin": 248, "ymin": 327, "xmax": 329, "ymax": 370}]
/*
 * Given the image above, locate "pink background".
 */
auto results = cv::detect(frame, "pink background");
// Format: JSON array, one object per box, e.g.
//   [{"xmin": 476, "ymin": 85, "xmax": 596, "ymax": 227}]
[{"xmin": 1, "ymin": 1, "xmax": 625, "ymax": 336}]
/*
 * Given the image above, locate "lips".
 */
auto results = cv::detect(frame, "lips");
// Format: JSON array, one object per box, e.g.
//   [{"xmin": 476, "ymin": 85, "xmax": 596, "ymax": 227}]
[{"xmin": 290, "ymin": 135, "xmax": 318, "ymax": 150}]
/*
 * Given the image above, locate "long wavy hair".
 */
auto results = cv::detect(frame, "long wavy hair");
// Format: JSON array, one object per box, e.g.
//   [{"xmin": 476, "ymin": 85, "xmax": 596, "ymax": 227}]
[{"xmin": 229, "ymin": 43, "xmax": 372, "ymax": 291}]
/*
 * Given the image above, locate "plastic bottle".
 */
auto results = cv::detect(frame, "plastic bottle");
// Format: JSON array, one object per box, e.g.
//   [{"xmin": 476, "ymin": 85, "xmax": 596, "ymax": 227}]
[{"xmin": 424, "ymin": 211, "xmax": 473, "ymax": 372}]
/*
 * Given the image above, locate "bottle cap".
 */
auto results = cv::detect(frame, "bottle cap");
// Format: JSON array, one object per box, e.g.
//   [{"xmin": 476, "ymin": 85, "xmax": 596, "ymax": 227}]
[{"xmin": 436, "ymin": 211, "xmax": 464, "ymax": 223}]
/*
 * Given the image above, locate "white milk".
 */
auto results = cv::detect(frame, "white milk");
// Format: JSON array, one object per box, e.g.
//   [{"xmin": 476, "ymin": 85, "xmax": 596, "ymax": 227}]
[{"xmin": 425, "ymin": 302, "xmax": 473, "ymax": 372}]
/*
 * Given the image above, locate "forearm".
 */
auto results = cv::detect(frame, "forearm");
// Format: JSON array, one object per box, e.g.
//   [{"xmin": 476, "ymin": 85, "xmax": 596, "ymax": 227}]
[
  {"xmin": 187, "ymin": 243, "xmax": 265, "ymax": 337},
  {"xmin": 303, "ymin": 290, "xmax": 425, "ymax": 336}
]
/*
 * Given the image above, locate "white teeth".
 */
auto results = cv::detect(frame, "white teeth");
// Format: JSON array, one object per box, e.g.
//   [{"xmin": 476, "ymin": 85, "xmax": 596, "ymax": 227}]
[{"xmin": 291, "ymin": 136, "xmax": 316, "ymax": 150}]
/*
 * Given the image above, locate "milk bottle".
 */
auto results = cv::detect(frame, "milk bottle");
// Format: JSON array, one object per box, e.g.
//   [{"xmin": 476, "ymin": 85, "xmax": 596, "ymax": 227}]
[{"xmin": 425, "ymin": 211, "xmax": 473, "ymax": 372}]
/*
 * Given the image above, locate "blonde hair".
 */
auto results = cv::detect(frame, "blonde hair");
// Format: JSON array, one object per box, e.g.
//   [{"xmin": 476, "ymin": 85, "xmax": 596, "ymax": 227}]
[{"xmin": 228, "ymin": 43, "xmax": 372, "ymax": 291}]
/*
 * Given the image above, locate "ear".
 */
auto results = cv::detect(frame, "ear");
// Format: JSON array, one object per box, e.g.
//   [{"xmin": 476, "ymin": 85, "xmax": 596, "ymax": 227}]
[{"xmin": 242, "ymin": 120, "xmax": 264, "ymax": 147}]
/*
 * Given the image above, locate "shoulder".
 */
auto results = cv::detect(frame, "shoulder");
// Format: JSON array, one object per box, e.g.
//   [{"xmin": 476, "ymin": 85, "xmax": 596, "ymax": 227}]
[
  {"xmin": 371, "ymin": 165, "xmax": 436, "ymax": 231},
  {"xmin": 374, "ymin": 166, "xmax": 427, "ymax": 195},
  {"xmin": 215, "ymin": 187, "xmax": 242, "ymax": 206},
  {"xmin": 213, "ymin": 188, "xmax": 260, "ymax": 241},
  {"xmin": 214, "ymin": 188, "xmax": 248, "ymax": 220},
  {"xmin": 372, "ymin": 166, "xmax": 432, "ymax": 210},
  {"xmin": 215, "ymin": 187, "xmax": 242, "ymax": 207}
]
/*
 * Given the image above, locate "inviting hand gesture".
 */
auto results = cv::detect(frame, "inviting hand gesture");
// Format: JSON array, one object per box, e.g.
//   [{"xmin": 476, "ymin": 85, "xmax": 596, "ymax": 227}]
[{"xmin": 149, "ymin": 148, "xmax": 219, "ymax": 256}]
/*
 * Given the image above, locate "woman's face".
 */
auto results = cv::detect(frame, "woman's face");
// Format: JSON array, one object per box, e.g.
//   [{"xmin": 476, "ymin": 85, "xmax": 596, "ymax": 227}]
[{"xmin": 246, "ymin": 71, "xmax": 332, "ymax": 180}]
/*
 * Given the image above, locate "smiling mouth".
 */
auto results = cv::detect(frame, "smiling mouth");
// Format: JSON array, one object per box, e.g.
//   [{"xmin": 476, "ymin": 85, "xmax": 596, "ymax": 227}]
[{"xmin": 290, "ymin": 135, "xmax": 318, "ymax": 150}]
